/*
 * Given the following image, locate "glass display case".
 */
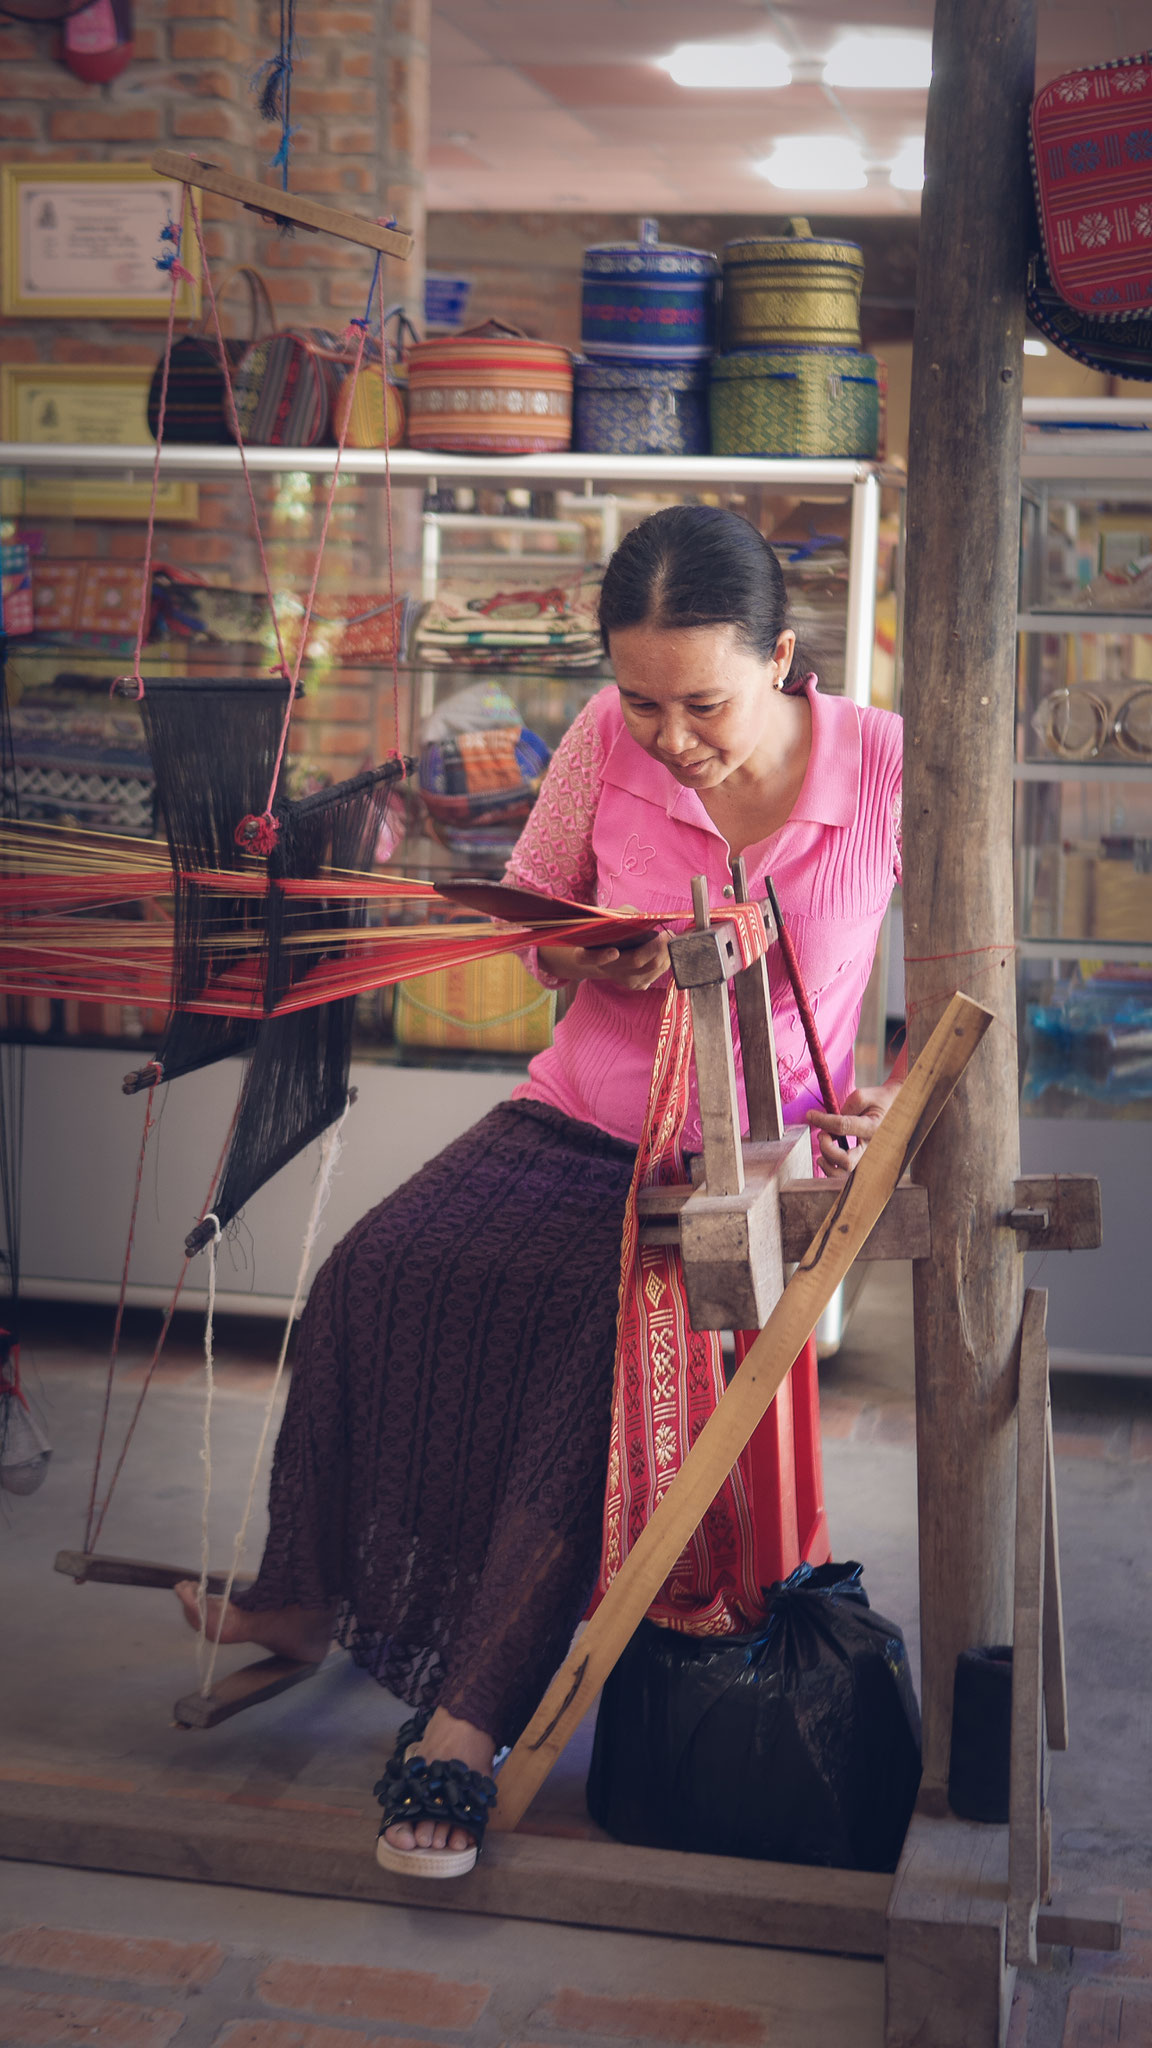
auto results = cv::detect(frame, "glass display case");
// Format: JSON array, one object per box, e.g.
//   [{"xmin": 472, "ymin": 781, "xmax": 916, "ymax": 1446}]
[
  {"xmin": 0, "ymin": 441, "xmax": 903, "ymax": 1314},
  {"xmin": 1014, "ymin": 432, "xmax": 1152, "ymax": 1372},
  {"xmin": 1, "ymin": 444, "xmax": 904, "ymax": 1054}
]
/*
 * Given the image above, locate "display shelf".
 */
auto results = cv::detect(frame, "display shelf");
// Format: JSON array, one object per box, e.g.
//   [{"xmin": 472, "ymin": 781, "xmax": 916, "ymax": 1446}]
[{"xmin": 1014, "ymin": 439, "xmax": 1152, "ymax": 1372}]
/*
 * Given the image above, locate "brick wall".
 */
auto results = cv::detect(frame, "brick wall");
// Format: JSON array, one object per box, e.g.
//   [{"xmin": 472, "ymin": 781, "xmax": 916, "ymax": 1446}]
[{"xmin": 1, "ymin": 1, "xmax": 429, "ymax": 779}]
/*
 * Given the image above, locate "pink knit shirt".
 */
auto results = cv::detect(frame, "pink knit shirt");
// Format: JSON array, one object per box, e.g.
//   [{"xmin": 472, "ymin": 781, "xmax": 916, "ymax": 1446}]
[{"xmin": 506, "ymin": 679, "xmax": 902, "ymax": 1150}]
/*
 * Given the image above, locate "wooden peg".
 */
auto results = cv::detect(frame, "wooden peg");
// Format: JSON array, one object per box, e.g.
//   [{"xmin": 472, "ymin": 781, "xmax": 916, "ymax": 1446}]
[{"xmin": 729, "ymin": 857, "xmax": 783, "ymax": 1143}]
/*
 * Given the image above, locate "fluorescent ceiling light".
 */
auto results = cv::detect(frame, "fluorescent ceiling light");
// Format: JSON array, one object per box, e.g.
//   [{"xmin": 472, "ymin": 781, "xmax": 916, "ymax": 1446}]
[
  {"xmin": 755, "ymin": 137, "xmax": 867, "ymax": 191},
  {"xmin": 657, "ymin": 40, "xmax": 791, "ymax": 89},
  {"xmin": 888, "ymin": 139, "xmax": 925, "ymax": 192},
  {"xmin": 823, "ymin": 33, "xmax": 932, "ymax": 89},
  {"xmin": 1023, "ymin": 339, "xmax": 1049, "ymax": 357}
]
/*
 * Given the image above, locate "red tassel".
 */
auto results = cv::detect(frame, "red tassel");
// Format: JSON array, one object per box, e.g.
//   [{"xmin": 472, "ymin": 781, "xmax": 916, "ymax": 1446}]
[{"xmin": 234, "ymin": 813, "xmax": 280, "ymax": 856}]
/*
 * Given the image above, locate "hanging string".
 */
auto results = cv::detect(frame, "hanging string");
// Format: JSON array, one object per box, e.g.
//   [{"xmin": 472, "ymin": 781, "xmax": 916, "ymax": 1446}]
[
  {"xmin": 186, "ymin": 188, "xmax": 293, "ymax": 687},
  {"xmin": 85, "ymin": 1100, "xmax": 242, "ymax": 1555},
  {"xmin": 236, "ymin": 315, "xmax": 372, "ymax": 853},
  {"xmin": 198, "ymin": 1093, "xmax": 352, "ymax": 1698},
  {"xmin": 375, "ymin": 254, "xmax": 404, "ymax": 761},
  {"xmin": 82, "ymin": 1078, "xmax": 159, "ymax": 1552},
  {"xmin": 194, "ymin": 1213, "xmax": 223, "ymax": 1689},
  {"xmin": 251, "ymin": 0, "xmax": 298, "ymax": 192},
  {"xmin": 113, "ymin": 220, "xmax": 194, "ymax": 702}
]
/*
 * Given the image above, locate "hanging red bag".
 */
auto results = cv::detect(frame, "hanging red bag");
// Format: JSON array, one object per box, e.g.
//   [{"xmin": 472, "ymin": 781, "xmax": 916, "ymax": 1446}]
[{"xmin": 1030, "ymin": 50, "xmax": 1152, "ymax": 322}]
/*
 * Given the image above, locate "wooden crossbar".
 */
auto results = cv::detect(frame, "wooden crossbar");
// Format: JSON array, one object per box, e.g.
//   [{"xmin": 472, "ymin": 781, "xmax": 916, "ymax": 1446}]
[
  {"xmin": 151, "ymin": 152, "xmax": 414, "ymax": 259},
  {"xmin": 490, "ymin": 990, "xmax": 993, "ymax": 1833}
]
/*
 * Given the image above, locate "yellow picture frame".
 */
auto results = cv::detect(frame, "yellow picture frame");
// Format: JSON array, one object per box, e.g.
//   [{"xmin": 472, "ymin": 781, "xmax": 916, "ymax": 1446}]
[
  {"xmin": 0, "ymin": 365, "xmax": 198, "ymax": 523},
  {"xmin": 0, "ymin": 162, "xmax": 201, "ymax": 320}
]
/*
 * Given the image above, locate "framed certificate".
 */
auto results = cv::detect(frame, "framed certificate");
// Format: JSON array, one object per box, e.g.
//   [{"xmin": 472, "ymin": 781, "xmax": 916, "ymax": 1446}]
[
  {"xmin": 0, "ymin": 162, "xmax": 201, "ymax": 319},
  {"xmin": 0, "ymin": 365, "xmax": 198, "ymax": 523}
]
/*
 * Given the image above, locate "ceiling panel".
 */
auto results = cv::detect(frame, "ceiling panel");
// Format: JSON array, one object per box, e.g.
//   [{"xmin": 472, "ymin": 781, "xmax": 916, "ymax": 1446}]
[{"xmin": 429, "ymin": 2, "xmax": 1150, "ymax": 215}]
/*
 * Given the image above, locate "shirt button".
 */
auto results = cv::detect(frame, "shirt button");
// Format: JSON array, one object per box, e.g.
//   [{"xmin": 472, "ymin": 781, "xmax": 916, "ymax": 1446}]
[{"xmin": 722, "ymin": 884, "xmax": 735, "ymax": 899}]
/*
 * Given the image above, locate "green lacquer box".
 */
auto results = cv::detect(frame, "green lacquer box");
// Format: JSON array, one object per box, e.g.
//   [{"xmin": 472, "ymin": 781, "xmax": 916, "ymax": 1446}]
[{"xmin": 709, "ymin": 348, "xmax": 879, "ymax": 458}]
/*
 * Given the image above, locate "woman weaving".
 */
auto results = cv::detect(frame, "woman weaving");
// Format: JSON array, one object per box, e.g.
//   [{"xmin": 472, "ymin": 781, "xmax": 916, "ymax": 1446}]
[{"xmin": 175, "ymin": 505, "xmax": 905, "ymax": 1877}]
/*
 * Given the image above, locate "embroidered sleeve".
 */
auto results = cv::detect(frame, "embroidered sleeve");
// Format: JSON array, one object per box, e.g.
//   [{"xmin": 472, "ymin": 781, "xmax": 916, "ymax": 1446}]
[
  {"xmin": 505, "ymin": 697, "xmax": 605, "ymax": 901},
  {"xmin": 504, "ymin": 698, "xmax": 606, "ymax": 986},
  {"xmin": 892, "ymin": 787, "xmax": 903, "ymax": 886}
]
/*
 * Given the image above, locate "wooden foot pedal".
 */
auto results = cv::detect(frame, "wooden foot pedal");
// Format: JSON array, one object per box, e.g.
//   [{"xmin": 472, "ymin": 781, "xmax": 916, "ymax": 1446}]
[
  {"xmin": 173, "ymin": 1652, "xmax": 329, "ymax": 1729},
  {"xmin": 55, "ymin": 1550, "xmax": 253, "ymax": 1595}
]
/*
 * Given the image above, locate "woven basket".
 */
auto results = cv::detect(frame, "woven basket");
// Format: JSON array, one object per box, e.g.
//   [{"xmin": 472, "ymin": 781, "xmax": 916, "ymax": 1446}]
[
  {"xmin": 721, "ymin": 219, "xmax": 864, "ymax": 351},
  {"xmin": 406, "ymin": 322, "xmax": 572, "ymax": 454},
  {"xmin": 580, "ymin": 218, "xmax": 718, "ymax": 366},
  {"xmin": 572, "ymin": 358, "xmax": 709, "ymax": 455},
  {"xmin": 392, "ymin": 953, "xmax": 555, "ymax": 1054},
  {"xmin": 710, "ymin": 349, "xmax": 879, "ymax": 458}
]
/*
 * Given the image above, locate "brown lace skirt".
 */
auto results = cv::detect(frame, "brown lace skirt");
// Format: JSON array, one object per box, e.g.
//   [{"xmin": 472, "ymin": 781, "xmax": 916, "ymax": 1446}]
[{"xmin": 232, "ymin": 1098, "xmax": 636, "ymax": 1747}]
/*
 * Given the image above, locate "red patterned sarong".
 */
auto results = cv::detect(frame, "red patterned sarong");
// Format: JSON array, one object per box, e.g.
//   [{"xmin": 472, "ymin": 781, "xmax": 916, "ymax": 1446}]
[{"xmin": 595, "ymin": 904, "xmax": 830, "ymax": 1635}]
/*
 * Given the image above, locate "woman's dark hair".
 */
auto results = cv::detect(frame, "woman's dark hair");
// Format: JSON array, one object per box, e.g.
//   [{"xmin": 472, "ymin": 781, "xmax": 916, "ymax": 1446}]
[{"xmin": 598, "ymin": 504, "xmax": 808, "ymax": 690}]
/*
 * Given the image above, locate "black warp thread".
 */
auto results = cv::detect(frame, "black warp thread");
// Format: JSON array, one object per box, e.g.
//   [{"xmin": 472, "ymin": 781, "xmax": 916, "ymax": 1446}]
[
  {"xmin": 184, "ymin": 756, "xmax": 405, "ymax": 1254},
  {"xmin": 127, "ymin": 677, "xmax": 294, "ymax": 1092}
]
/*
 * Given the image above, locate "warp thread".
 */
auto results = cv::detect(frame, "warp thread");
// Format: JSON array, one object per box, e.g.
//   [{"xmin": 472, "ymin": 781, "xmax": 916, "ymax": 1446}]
[{"xmin": 194, "ymin": 1212, "xmax": 223, "ymax": 1690}]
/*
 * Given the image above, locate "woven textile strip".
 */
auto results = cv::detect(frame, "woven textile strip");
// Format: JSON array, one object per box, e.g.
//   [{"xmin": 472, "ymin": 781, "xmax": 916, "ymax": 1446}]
[{"xmin": 597, "ymin": 902, "xmax": 804, "ymax": 1636}]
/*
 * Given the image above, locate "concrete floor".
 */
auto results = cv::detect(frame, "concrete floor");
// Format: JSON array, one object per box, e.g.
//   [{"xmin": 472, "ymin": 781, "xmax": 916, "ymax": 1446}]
[{"xmin": 2, "ymin": 1263, "xmax": 1151, "ymax": 2046}]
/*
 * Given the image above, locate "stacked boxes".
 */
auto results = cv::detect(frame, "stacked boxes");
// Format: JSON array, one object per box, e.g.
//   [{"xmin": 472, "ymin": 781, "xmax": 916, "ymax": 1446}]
[
  {"xmin": 573, "ymin": 218, "xmax": 716, "ymax": 456},
  {"xmin": 710, "ymin": 218, "xmax": 881, "ymax": 459}
]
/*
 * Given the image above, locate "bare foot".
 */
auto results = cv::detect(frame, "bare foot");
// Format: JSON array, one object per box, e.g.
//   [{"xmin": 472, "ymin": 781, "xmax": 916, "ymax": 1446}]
[
  {"xmin": 383, "ymin": 1708, "xmax": 496, "ymax": 1857},
  {"xmin": 172, "ymin": 1581, "xmax": 336, "ymax": 1663}
]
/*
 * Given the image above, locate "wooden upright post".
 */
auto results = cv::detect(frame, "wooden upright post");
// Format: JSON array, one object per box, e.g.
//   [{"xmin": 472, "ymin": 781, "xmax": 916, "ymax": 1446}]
[
  {"xmin": 889, "ymin": 4, "xmax": 1038, "ymax": 2041},
  {"xmin": 900, "ymin": 0, "xmax": 1037, "ymax": 1810}
]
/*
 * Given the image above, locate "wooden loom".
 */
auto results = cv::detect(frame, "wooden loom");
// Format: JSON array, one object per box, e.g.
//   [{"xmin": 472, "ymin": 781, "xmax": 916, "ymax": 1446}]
[
  {"xmin": 21, "ymin": 54, "xmax": 1129, "ymax": 2034},
  {"xmin": 53, "ymin": 863, "xmax": 1108, "ymax": 1990}
]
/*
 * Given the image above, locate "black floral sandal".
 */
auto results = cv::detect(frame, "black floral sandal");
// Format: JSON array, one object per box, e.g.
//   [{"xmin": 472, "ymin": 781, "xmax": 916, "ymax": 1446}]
[{"xmin": 374, "ymin": 1712, "xmax": 498, "ymax": 1879}]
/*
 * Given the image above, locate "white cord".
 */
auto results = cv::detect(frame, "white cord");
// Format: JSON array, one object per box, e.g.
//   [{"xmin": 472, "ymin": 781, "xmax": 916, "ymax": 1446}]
[
  {"xmin": 194, "ymin": 1214, "xmax": 222, "ymax": 1689},
  {"xmin": 198, "ymin": 1101, "xmax": 352, "ymax": 1698}
]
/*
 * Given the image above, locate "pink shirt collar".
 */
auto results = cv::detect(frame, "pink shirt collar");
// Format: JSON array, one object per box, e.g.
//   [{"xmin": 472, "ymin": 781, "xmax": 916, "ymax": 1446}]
[{"xmin": 599, "ymin": 677, "xmax": 861, "ymax": 836}]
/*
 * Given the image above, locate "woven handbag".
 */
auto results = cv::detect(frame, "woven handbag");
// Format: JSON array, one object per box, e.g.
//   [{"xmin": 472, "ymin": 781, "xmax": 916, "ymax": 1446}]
[
  {"xmin": 233, "ymin": 327, "xmax": 358, "ymax": 446},
  {"xmin": 1027, "ymin": 244, "xmax": 1152, "ymax": 379},
  {"xmin": 333, "ymin": 308, "xmax": 417, "ymax": 449},
  {"xmin": 1029, "ymin": 51, "xmax": 1152, "ymax": 323},
  {"xmin": 147, "ymin": 267, "xmax": 274, "ymax": 444}
]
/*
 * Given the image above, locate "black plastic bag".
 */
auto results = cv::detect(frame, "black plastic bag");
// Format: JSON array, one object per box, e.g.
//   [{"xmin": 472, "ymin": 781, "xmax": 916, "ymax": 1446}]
[{"xmin": 586, "ymin": 1561, "xmax": 921, "ymax": 1871}]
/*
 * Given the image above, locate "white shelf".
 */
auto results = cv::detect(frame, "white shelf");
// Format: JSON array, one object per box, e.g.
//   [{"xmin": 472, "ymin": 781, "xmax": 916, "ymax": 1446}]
[
  {"xmin": 1013, "ymin": 760, "xmax": 1152, "ymax": 781},
  {"xmin": 0, "ymin": 441, "xmax": 902, "ymax": 491},
  {"xmin": 1017, "ymin": 937, "xmax": 1152, "ymax": 962},
  {"xmin": 1018, "ymin": 612, "xmax": 1152, "ymax": 635}
]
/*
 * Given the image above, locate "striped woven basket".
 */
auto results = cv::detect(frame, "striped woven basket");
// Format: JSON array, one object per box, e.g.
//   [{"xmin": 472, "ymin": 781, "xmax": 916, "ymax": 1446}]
[{"xmin": 406, "ymin": 322, "xmax": 573, "ymax": 454}]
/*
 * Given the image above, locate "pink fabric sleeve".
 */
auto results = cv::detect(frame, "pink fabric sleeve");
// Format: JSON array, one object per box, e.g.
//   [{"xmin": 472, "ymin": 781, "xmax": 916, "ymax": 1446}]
[
  {"xmin": 892, "ymin": 788, "xmax": 903, "ymax": 886},
  {"xmin": 504, "ymin": 698, "xmax": 606, "ymax": 987}
]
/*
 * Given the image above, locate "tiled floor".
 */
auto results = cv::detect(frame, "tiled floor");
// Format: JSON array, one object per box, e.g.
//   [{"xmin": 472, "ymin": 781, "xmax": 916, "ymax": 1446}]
[{"xmin": 2, "ymin": 1267, "xmax": 1151, "ymax": 2047}]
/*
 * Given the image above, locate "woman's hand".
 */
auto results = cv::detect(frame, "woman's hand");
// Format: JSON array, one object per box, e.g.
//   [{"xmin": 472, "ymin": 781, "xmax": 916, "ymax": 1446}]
[
  {"xmin": 536, "ymin": 930, "xmax": 670, "ymax": 992},
  {"xmin": 805, "ymin": 1076, "xmax": 903, "ymax": 1178}
]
